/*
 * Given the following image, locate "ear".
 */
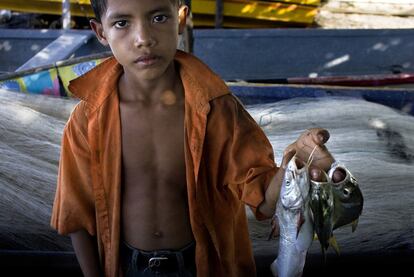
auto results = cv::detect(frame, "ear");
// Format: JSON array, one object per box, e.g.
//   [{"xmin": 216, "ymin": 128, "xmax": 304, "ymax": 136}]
[
  {"xmin": 178, "ymin": 5, "xmax": 189, "ymax": 35},
  {"xmin": 90, "ymin": 19, "xmax": 109, "ymax": 46}
]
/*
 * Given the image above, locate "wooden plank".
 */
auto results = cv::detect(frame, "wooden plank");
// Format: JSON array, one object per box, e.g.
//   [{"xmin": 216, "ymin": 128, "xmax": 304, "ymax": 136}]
[
  {"xmin": 323, "ymin": 0, "xmax": 414, "ymax": 16},
  {"xmin": 287, "ymin": 73, "xmax": 414, "ymax": 87},
  {"xmin": 316, "ymin": 9, "xmax": 414, "ymax": 29}
]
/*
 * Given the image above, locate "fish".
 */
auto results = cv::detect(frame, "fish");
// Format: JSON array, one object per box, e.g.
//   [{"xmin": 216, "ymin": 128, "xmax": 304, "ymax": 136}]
[
  {"xmin": 270, "ymin": 155, "xmax": 314, "ymax": 277},
  {"xmin": 329, "ymin": 163, "xmax": 364, "ymax": 231},
  {"xmin": 309, "ymin": 172, "xmax": 335, "ymax": 257},
  {"xmin": 309, "ymin": 162, "xmax": 363, "ymax": 258}
]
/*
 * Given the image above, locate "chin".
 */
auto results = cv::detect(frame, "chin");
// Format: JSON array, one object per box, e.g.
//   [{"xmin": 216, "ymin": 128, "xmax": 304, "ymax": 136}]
[{"xmin": 140, "ymin": 68, "xmax": 169, "ymax": 81}]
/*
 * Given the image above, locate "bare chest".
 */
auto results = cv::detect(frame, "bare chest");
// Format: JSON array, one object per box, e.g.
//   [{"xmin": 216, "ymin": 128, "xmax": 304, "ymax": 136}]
[
  {"xmin": 119, "ymin": 100, "xmax": 193, "ymax": 249},
  {"xmin": 120, "ymin": 100, "xmax": 186, "ymax": 189}
]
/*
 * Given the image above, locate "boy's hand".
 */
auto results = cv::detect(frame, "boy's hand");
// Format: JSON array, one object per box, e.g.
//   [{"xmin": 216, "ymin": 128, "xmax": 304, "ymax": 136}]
[
  {"xmin": 260, "ymin": 128, "xmax": 339, "ymax": 219},
  {"xmin": 282, "ymin": 128, "xmax": 336, "ymax": 181}
]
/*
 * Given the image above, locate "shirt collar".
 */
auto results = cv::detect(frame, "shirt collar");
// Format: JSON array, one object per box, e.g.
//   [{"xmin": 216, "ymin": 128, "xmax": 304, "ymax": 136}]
[{"xmin": 68, "ymin": 50, "xmax": 230, "ymax": 114}]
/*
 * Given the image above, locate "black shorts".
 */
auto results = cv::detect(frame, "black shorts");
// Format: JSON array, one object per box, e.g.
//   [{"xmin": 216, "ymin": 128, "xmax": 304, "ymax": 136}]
[{"xmin": 120, "ymin": 241, "xmax": 196, "ymax": 277}]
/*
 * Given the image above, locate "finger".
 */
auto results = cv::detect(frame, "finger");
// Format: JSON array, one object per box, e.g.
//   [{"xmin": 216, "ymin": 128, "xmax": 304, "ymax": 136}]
[
  {"xmin": 281, "ymin": 147, "xmax": 296, "ymax": 169},
  {"xmin": 294, "ymin": 129, "xmax": 328, "ymax": 160},
  {"xmin": 309, "ymin": 166, "xmax": 326, "ymax": 182},
  {"xmin": 332, "ymin": 167, "xmax": 346, "ymax": 183},
  {"xmin": 310, "ymin": 128, "xmax": 330, "ymax": 145}
]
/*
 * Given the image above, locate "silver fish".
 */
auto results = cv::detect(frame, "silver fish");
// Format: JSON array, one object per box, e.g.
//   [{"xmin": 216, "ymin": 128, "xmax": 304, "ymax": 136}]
[{"xmin": 270, "ymin": 156, "xmax": 314, "ymax": 277}]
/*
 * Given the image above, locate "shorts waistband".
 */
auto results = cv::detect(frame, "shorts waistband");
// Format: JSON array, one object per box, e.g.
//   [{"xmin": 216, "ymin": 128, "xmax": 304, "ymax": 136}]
[
  {"xmin": 121, "ymin": 241, "xmax": 196, "ymax": 273},
  {"xmin": 122, "ymin": 241, "xmax": 195, "ymax": 256}
]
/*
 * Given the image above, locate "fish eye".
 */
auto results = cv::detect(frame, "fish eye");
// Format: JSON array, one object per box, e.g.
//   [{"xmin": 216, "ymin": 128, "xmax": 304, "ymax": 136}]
[{"xmin": 343, "ymin": 188, "xmax": 351, "ymax": 197}]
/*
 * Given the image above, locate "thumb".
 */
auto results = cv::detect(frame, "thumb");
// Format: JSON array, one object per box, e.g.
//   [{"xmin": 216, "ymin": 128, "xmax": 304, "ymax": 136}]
[{"xmin": 281, "ymin": 148, "xmax": 296, "ymax": 169}]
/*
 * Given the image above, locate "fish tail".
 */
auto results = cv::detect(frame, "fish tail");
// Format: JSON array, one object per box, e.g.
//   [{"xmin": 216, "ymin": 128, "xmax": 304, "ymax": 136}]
[
  {"xmin": 351, "ymin": 219, "xmax": 359, "ymax": 232},
  {"xmin": 329, "ymin": 236, "xmax": 340, "ymax": 256}
]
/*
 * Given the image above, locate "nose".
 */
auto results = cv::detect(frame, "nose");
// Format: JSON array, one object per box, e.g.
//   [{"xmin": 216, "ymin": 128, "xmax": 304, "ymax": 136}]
[{"xmin": 134, "ymin": 24, "xmax": 155, "ymax": 48}]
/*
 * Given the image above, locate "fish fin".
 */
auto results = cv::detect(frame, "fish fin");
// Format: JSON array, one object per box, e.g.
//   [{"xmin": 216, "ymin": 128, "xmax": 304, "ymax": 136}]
[
  {"xmin": 313, "ymin": 232, "xmax": 319, "ymax": 241},
  {"xmin": 270, "ymin": 259, "xmax": 279, "ymax": 277},
  {"xmin": 296, "ymin": 211, "xmax": 305, "ymax": 238},
  {"xmin": 351, "ymin": 219, "xmax": 359, "ymax": 232},
  {"xmin": 268, "ymin": 216, "xmax": 280, "ymax": 240},
  {"xmin": 268, "ymin": 226, "xmax": 279, "ymax": 241},
  {"xmin": 267, "ymin": 229, "xmax": 275, "ymax": 241},
  {"xmin": 329, "ymin": 236, "xmax": 340, "ymax": 256}
]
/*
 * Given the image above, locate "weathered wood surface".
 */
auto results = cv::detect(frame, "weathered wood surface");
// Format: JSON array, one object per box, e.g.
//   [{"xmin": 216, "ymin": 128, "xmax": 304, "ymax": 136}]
[
  {"xmin": 316, "ymin": 0, "xmax": 414, "ymax": 28},
  {"xmin": 323, "ymin": 0, "xmax": 414, "ymax": 16}
]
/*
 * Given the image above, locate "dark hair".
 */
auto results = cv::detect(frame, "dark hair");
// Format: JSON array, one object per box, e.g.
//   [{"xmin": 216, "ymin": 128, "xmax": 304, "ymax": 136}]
[
  {"xmin": 90, "ymin": 0, "xmax": 106, "ymax": 23},
  {"xmin": 90, "ymin": 0, "xmax": 183, "ymax": 23}
]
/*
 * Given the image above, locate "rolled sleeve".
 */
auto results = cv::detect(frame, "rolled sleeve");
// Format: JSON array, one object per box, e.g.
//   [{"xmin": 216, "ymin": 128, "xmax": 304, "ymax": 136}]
[{"xmin": 216, "ymin": 95, "xmax": 278, "ymax": 220}]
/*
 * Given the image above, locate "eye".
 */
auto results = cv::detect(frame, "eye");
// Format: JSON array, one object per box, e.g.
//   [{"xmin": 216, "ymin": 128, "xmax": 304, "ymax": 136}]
[
  {"xmin": 114, "ymin": 20, "xmax": 128, "ymax": 28},
  {"xmin": 343, "ymin": 187, "xmax": 351, "ymax": 198},
  {"xmin": 153, "ymin": 15, "xmax": 168, "ymax": 23}
]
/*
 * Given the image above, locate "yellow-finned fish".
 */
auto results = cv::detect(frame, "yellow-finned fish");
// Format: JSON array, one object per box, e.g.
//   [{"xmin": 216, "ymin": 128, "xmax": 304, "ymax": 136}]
[
  {"xmin": 309, "ymin": 162, "xmax": 364, "ymax": 258},
  {"xmin": 309, "ymin": 171, "xmax": 335, "ymax": 257}
]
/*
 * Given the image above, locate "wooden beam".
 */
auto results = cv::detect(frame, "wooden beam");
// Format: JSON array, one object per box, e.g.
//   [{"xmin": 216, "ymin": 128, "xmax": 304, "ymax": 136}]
[{"xmin": 323, "ymin": 0, "xmax": 414, "ymax": 16}]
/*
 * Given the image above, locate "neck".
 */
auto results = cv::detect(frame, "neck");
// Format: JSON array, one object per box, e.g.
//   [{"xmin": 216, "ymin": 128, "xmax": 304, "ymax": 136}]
[{"xmin": 119, "ymin": 62, "xmax": 177, "ymax": 103}]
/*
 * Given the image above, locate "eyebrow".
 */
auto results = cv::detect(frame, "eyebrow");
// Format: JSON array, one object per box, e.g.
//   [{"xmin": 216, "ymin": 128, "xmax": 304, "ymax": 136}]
[
  {"xmin": 147, "ymin": 6, "xmax": 173, "ymax": 15},
  {"xmin": 106, "ymin": 5, "xmax": 173, "ymax": 21},
  {"xmin": 107, "ymin": 13, "xmax": 132, "ymax": 21}
]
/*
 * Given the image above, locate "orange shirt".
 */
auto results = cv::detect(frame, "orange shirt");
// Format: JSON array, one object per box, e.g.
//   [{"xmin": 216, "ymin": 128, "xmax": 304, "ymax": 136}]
[{"xmin": 51, "ymin": 50, "xmax": 278, "ymax": 277}]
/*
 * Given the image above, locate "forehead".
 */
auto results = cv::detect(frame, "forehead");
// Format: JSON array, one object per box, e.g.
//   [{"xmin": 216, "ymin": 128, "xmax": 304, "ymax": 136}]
[{"xmin": 104, "ymin": 0, "xmax": 176, "ymax": 16}]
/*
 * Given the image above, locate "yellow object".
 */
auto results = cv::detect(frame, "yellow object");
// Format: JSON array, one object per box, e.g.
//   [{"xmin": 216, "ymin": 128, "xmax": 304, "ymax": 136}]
[
  {"xmin": 193, "ymin": 0, "xmax": 319, "ymax": 27},
  {"xmin": 0, "ymin": 0, "xmax": 320, "ymax": 27},
  {"xmin": 267, "ymin": 0, "xmax": 320, "ymax": 6}
]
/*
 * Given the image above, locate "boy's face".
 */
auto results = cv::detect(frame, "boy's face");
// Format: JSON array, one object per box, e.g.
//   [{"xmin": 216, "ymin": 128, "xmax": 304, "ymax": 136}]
[{"xmin": 91, "ymin": 0, "xmax": 187, "ymax": 81}]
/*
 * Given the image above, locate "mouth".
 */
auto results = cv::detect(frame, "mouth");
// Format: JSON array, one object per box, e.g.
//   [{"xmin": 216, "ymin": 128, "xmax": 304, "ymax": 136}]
[{"xmin": 134, "ymin": 54, "xmax": 160, "ymax": 66}]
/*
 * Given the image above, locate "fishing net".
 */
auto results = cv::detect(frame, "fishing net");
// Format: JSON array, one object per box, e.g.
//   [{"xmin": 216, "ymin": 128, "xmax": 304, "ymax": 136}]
[
  {"xmin": 0, "ymin": 88, "xmax": 78, "ymax": 250},
  {"xmin": 1, "ymin": 89, "xmax": 413, "ymax": 256}
]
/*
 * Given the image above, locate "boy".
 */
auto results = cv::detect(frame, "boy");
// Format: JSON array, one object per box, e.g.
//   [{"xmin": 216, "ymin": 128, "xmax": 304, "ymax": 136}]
[{"xmin": 51, "ymin": 0, "xmax": 336, "ymax": 276}]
